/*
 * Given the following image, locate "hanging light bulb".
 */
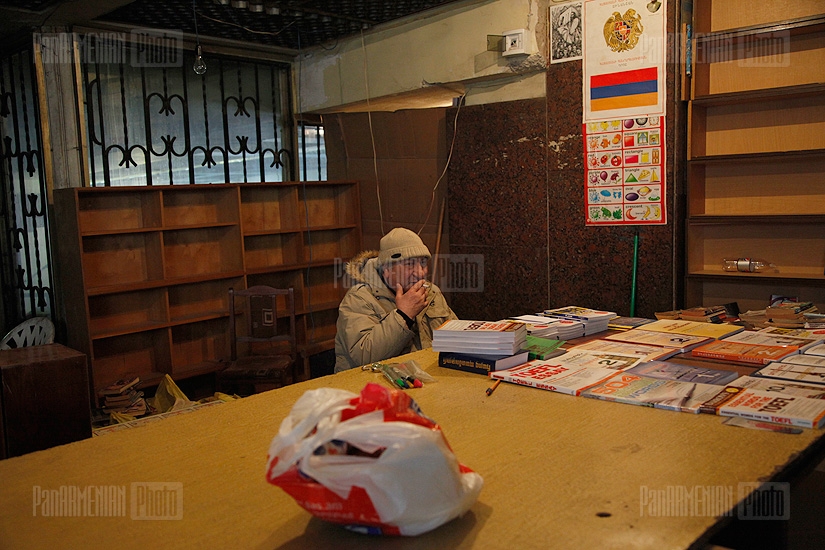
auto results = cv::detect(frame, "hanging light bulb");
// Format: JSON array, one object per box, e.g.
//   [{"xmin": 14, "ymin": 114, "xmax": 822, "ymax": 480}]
[
  {"xmin": 193, "ymin": 44, "xmax": 207, "ymax": 75},
  {"xmin": 192, "ymin": 0, "xmax": 207, "ymax": 75}
]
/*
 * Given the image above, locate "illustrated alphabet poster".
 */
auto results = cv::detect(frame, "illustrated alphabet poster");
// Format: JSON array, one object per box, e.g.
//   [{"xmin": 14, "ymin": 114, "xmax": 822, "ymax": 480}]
[{"xmin": 584, "ymin": 116, "xmax": 666, "ymax": 225}]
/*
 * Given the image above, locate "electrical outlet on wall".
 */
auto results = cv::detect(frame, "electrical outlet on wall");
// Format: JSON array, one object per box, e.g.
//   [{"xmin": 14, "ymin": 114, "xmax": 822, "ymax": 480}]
[{"xmin": 502, "ymin": 29, "xmax": 528, "ymax": 56}]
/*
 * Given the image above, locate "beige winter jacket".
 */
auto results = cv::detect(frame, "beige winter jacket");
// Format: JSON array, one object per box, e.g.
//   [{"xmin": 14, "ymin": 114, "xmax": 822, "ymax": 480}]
[{"xmin": 334, "ymin": 250, "xmax": 457, "ymax": 372}]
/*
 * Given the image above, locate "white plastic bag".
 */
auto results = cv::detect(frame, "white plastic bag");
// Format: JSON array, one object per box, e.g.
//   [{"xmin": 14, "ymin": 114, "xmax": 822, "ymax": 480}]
[{"xmin": 266, "ymin": 383, "xmax": 483, "ymax": 536}]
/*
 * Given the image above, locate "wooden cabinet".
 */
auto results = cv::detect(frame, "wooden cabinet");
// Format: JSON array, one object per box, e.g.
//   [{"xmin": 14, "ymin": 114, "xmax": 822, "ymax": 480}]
[
  {"xmin": 0, "ymin": 344, "xmax": 91, "ymax": 458},
  {"xmin": 686, "ymin": 1, "xmax": 825, "ymax": 312},
  {"xmin": 54, "ymin": 182, "xmax": 361, "ymax": 393}
]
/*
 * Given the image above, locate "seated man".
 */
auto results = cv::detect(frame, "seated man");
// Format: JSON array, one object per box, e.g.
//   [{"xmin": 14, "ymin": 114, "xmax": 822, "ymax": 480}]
[{"xmin": 334, "ymin": 227, "xmax": 457, "ymax": 372}]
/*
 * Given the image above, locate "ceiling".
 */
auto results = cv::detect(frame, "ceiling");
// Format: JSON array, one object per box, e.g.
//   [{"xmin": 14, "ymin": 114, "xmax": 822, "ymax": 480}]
[{"xmin": 0, "ymin": 0, "xmax": 467, "ymax": 52}]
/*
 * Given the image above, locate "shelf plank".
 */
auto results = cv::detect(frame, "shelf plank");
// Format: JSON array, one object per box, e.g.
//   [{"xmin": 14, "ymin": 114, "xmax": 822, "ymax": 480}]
[
  {"xmin": 692, "ymin": 84, "xmax": 825, "ymax": 107},
  {"xmin": 694, "ymin": 14, "xmax": 825, "ymax": 41},
  {"xmin": 686, "ymin": 272, "xmax": 825, "ymax": 283},
  {"xmin": 87, "ymin": 271, "xmax": 247, "ymax": 296},
  {"xmin": 688, "ymin": 214, "xmax": 825, "ymax": 225},
  {"xmin": 688, "ymin": 148, "xmax": 825, "ymax": 164}
]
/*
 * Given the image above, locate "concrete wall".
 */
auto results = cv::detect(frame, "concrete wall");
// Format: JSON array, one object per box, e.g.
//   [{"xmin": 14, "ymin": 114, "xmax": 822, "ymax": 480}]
[{"xmin": 295, "ymin": 0, "xmax": 549, "ymax": 113}]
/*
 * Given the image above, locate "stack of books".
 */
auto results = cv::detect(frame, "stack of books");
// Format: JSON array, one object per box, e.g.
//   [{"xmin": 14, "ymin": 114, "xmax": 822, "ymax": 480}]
[
  {"xmin": 654, "ymin": 303, "xmax": 738, "ymax": 324},
  {"xmin": 98, "ymin": 376, "xmax": 147, "ymax": 416},
  {"xmin": 678, "ymin": 305, "xmax": 727, "ymax": 323},
  {"xmin": 507, "ymin": 314, "xmax": 562, "ymax": 338},
  {"xmin": 542, "ymin": 306, "xmax": 616, "ymax": 336},
  {"xmin": 738, "ymin": 309, "xmax": 769, "ymax": 329},
  {"xmin": 766, "ymin": 300, "xmax": 818, "ymax": 328},
  {"xmin": 433, "ymin": 320, "xmax": 528, "ymax": 355},
  {"xmin": 607, "ymin": 316, "xmax": 655, "ymax": 330},
  {"xmin": 804, "ymin": 312, "xmax": 825, "ymax": 330}
]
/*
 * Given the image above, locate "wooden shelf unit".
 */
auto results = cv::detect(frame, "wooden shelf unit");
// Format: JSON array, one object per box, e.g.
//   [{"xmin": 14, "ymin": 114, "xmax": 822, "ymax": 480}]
[
  {"xmin": 55, "ymin": 182, "xmax": 361, "ymax": 394},
  {"xmin": 686, "ymin": 1, "xmax": 825, "ymax": 313}
]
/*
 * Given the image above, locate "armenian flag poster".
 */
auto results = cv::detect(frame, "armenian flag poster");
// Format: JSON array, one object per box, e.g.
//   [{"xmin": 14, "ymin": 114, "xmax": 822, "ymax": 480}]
[{"xmin": 583, "ymin": 0, "xmax": 666, "ymax": 122}]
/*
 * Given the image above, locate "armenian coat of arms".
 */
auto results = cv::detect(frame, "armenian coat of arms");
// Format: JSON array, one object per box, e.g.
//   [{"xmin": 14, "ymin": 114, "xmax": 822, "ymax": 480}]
[{"xmin": 604, "ymin": 9, "xmax": 644, "ymax": 52}]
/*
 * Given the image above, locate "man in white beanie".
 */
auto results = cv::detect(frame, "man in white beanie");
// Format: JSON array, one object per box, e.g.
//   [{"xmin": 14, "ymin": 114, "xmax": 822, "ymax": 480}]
[{"xmin": 334, "ymin": 227, "xmax": 457, "ymax": 372}]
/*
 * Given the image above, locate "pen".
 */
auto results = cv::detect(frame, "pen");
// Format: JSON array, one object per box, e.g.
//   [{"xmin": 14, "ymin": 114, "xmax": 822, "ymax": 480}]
[
  {"xmin": 389, "ymin": 366, "xmax": 413, "ymax": 388},
  {"xmin": 383, "ymin": 365, "xmax": 409, "ymax": 389},
  {"xmin": 486, "ymin": 379, "xmax": 502, "ymax": 396},
  {"xmin": 395, "ymin": 364, "xmax": 423, "ymax": 388}
]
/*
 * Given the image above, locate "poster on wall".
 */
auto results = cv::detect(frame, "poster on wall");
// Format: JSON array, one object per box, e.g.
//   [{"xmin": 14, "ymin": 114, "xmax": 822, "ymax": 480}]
[
  {"xmin": 582, "ymin": 0, "xmax": 667, "ymax": 226},
  {"xmin": 584, "ymin": 115, "xmax": 666, "ymax": 225},
  {"xmin": 550, "ymin": 1, "xmax": 583, "ymax": 64},
  {"xmin": 582, "ymin": 0, "xmax": 666, "ymax": 122}
]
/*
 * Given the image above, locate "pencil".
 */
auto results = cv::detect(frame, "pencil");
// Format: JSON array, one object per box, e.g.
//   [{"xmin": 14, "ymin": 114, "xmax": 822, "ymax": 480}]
[{"xmin": 486, "ymin": 379, "xmax": 502, "ymax": 396}]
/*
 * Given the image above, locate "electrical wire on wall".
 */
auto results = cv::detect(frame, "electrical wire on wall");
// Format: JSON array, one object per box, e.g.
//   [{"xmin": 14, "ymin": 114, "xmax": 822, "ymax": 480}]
[
  {"xmin": 360, "ymin": 29, "xmax": 385, "ymax": 236},
  {"xmin": 360, "ymin": 31, "xmax": 466, "ymax": 237},
  {"xmin": 415, "ymin": 92, "xmax": 465, "ymax": 235}
]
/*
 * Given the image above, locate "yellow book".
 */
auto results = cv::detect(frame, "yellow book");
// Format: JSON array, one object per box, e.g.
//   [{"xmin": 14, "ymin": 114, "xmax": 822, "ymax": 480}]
[{"xmin": 640, "ymin": 319, "xmax": 744, "ymax": 340}]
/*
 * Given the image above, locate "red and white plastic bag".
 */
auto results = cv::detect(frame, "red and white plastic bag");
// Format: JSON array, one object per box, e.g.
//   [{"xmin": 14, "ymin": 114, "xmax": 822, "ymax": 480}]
[{"xmin": 265, "ymin": 382, "xmax": 483, "ymax": 536}]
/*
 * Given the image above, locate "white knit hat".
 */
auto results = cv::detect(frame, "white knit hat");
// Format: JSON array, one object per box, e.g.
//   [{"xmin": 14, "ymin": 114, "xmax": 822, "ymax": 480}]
[{"xmin": 377, "ymin": 228, "xmax": 431, "ymax": 266}]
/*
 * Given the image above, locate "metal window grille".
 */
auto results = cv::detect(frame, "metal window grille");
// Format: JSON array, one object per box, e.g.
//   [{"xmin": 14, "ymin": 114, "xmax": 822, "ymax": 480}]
[
  {"xmin": 298, "ymin": 120, "xmax": 326, "ymax": 182},
  {"xmin": 80, "ymin": 39, "xmax": 294, "ymax": 186},
  {"xmin": 0, "ymin": 49, "xmax": 54, "ymax": 329}
]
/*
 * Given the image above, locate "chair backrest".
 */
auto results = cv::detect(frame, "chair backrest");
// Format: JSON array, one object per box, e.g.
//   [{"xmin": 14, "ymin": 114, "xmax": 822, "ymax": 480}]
[
  {"xmin": 0, "ymin": 317, "xmax": 55, "ymax": 350},
  {"xmin": 229, "ymin": 286, "xmax": 296, "ymax": 361}
]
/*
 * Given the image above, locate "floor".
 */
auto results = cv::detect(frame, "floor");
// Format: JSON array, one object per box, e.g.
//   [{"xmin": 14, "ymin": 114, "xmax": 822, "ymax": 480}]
[{"xmin": 707, "ymin": 456, "xmax": 825, "ymax": 549}]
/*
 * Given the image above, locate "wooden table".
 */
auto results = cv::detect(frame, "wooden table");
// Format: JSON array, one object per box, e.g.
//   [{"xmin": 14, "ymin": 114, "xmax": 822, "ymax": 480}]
[{"xmin": 1, "ymin": 348, "xmax": 823, "ymax": 549}]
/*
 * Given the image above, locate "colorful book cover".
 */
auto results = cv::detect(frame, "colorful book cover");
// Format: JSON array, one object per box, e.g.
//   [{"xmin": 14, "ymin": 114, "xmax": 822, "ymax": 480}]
[
  {"xmin": 571, "ymin": 339, "xmax": 678, "ymax": 362},
  {"xmin": 607, "ymin": 316, "xmax": 655, "ymax": 330},
  {"xmin": 489, "ymin": 349, "xmax": 641, "ymax": 396},
  {"xmin": 757, "ymin": 326, "xmax": 825, "ymax": 341},
  {"xmin": 625, "ymin": 361, "xmax": 739, "ymax": 386},
  {"xmin": 639, "ymin": 319, "xmax": 744, "ymax": 339},
  {"xmin": 753, "ymin": 363, "xmax": 825, "ymax": 386},
  {"xmin": 732, "ymin": 376, "xmax": 825, "ymax": 399},
  {"xmin": 434, "ymin": 320, "xmax": 527, "ymax": 338},
  {"xmin": 543, "ymin": 306, "xmax": 616, "ymax": 321},
  {"xmin": 779, "ymin": 354, "xmax": 825, "ymax": 368},
  {"xmin": 581, "ymin": 371, "xmax": 725, "ymax": 414},
  {"xmin": 605, "ymin": 328, "xmax": 712, "ymax": 352},
  {"xmin": 490, "ymin": 360, "xmax": 618, "ymax": 396},
  {"xmin": 690, "ymin": 340, "xmax": 798, "ymax": 365},
  {"xmin": 716, "ymin": 387, "xmax": 825, "ymax": 429},
  {"xmin": 522, "ymin": 335, "xmax": 566, "ymax": 360},
  {"xmin": 722, "ymin": 330, "xmax": 818, "ymax": 352}
]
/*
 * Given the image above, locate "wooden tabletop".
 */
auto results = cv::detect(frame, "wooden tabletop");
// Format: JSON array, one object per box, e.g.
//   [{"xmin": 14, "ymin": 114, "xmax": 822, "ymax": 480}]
[{"xmin": 1, "ymin": 348, "xmax": 823, "ymax": 549}]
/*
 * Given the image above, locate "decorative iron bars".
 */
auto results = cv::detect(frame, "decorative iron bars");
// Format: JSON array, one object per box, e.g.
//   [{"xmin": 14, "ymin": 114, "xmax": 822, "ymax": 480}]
[
  {"xmin": 80, "ymin": 37, "xmax": 294, "ymax": 186},
  {"xmin": 298, "ymin": 120, "xmax": 326, "ymax": 182},
  {"xmin": 0, "ymin": 50, "xmax": 54, "ymax": 329}
]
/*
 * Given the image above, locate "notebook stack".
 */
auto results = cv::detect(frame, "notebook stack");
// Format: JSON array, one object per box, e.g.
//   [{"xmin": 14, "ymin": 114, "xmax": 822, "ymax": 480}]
[
  {"xmin": 433, "ymin": 320, "xmax": 528, "ymax": 355},
  {"xmin": 766, "ymin": 300, "xmax": 818, "ymax": 329},
  {"xmin": 543, "ymin": 306, "xmax": 616, "ymax": 336}
]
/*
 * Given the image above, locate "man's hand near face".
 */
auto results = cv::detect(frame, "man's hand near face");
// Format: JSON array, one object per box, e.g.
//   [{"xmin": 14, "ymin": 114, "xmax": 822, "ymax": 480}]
[{"xmin": 395, "ymin": 279, "xmax": 429, "ymax": 320}]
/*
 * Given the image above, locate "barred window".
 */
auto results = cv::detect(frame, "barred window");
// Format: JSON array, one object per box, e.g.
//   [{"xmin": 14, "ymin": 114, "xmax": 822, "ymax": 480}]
[{"xmin": 80, "ymin": 38, "xmax": 294, "ymax": 186}]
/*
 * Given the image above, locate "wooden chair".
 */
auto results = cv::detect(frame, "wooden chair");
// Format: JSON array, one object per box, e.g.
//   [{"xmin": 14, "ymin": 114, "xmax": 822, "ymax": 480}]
[
  {"xmin": 0, "ymin": 317, "xmax": 55, "ymax": 350},
  {"xmin": 217, "ymin": 286, "xmax": 298, "ymax": 396}
]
